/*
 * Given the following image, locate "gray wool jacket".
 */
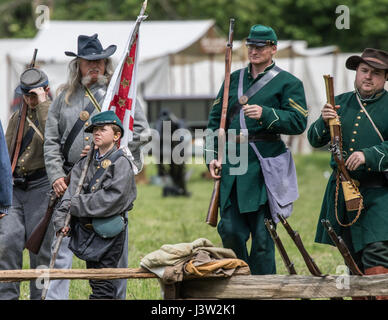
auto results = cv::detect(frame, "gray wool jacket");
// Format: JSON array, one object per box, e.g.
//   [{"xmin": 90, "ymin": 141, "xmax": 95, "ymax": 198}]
[
  {"xmin": 44, "ymin": 82, "xmax": 150, "ymax": 186},
  {"xmin": 53, "ymin": 146, "xmax": 136, "ymax": 232}
]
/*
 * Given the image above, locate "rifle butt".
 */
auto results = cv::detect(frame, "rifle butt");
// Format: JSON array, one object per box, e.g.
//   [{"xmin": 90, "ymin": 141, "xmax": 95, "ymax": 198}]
[
  {"xmin": 25, "ymin": 194, "xmax": 58, "ymax": 254},
  {"xmin": 206, "ymin": 180, "xmax": 220, "ymax": 227}
]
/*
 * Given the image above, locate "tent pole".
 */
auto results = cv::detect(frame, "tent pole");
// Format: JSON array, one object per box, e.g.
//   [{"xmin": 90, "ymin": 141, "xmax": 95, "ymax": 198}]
[{"xmin": 169, "ymin": 54, "xmax": 175, "ymax": 95}]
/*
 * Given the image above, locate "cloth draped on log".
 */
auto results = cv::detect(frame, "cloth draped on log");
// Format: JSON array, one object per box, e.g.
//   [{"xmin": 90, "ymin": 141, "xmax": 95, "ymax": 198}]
[{"xmin": 140, "ymin": 238, "xmax": 249, "ymax": 284}]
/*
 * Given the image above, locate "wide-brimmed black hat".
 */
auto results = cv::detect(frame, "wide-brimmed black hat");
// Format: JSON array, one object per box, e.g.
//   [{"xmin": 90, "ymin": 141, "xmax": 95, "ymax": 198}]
[
  {"xmin": 65, "ymin": 34, "xmax": 116, "ymax": 60},
  {"xmin": 18, "ymin": 68, "xmax": 49, "ymax": 95},
  {"xmin": 346, "ymin": 48, "xmax": 388, "ymax": 73}
]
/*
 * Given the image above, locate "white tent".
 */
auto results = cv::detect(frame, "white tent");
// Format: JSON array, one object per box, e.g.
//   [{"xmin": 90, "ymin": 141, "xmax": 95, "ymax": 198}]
[
  {"xmin": 0, "ymin": 38, "xmax": 31, "ymax": 126},
  {"xmin": 2, "ymin": 20, "xmax": 371, "ymax": 154},
  {"xmin": 4, "ymin": 19, "xmax": 224, "ymax": 127}
]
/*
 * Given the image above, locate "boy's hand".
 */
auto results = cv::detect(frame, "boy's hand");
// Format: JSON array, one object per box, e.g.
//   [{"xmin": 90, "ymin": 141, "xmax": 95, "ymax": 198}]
[{"xmin": 57, "ymin": 226, "xmax": 70, "ymax": 237}]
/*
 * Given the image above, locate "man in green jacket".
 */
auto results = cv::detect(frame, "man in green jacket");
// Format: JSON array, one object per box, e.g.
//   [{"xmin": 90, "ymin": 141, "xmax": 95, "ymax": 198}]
[
  {"xmin": 205, "ymin": 25, "xmax": 308, "ymax": 274},
  {"xmin": 308, "ymin": 48, "xmax": 388, "ymax": 297}
]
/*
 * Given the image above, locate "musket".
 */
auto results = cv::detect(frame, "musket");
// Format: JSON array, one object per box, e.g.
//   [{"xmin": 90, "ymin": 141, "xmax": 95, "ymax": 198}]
[
  {"xmin": 41, "ymin": 144, "xmax": 95, "ymax": 300},
  {"xmin": 323, "ymin": 75, "xmax": 363, "ymax": 224},
  {"xmin": 9, "ymin": 49, "xmax": 38, "ymax": 173},
  {"xmin": 277, "ymin": 214, "xmax": 323, "ymax": 277},
  {"xmin": 25, "ymin": 174, "xmax": 71, "ymax": 255},
  {"xmin": 264, "ymin": 219, "xmax": 297, "ymax": 275},
  {"xmin": 206, "ymin": 18, "xmax": 235, "ymax": 227},
  {"xmin": 321, "ymin": 219, "xmax": 363, "ymax": 276}
]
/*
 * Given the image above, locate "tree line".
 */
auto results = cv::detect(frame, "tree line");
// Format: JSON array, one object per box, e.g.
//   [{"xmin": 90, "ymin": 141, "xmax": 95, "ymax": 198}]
[{"xmin": 1, "ymin": 0, "xmax": 387, "ymax": 52}]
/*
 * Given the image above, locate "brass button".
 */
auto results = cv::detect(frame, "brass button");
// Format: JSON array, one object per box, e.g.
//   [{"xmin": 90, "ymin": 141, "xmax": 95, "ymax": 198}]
[
  {"xmin": 360, "ymin": 110, "xmax": 364, "ymax": 113},
  {"xmin": 357, "ymin": 116, "xmax": 361, "ymax": 120},
  {"xmin": 21, "ymin": 159, "xmax": 24, "ymax": 162},
  {"xmin": 368, "ymin": 168, "xmax": 372, "ymax": 171},
  {"xmin": 85, "ymin": 136, "xmax": 89, "ymax": 141},
  {"xmin": 323, "ymin": 130, "xmax": 326, "ymax": 133},
  {"xmin": 355, "ymin": 123, "xmax": 359, "ymax": 127},
  {"xmin": 363, "ymin": 103, "xmax": 367, "ymax": 106},
  {"xmin": 27, "ymin": 146, "xmax": 31, "ymax": 150},
  {"xmin": 85, "ymin": 122, "xmax": 89, "ymax": 126},
  {"xmin": 96, "ymin": 179, "xmax": 99, "ymax": 183},
  {"xmin": 353, "ymin": 131, "xmax": 357, "ymax": 134},
  {"xmin": 351, "ymin": 139, "xmax": 355, "ymax": 142},
  {"xmin": 349, "ymin": 148, "xmax": 354, "ymax": 152},
  {"xmin": 259, "ymin": 121, "xmax": 263, "ymax": 125}
]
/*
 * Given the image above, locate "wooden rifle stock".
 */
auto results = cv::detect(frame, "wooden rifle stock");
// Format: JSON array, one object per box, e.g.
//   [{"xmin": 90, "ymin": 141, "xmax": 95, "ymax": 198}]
[
  {"xmin": 323, "ymin": 75, "xmax": 363, "ymax": 214},
  {"xmin": 206, "ymin": 18, "xmax": 235, "ymax": 227},
  {"xmin": 321, "ymin": 219, "xmax": 364, "ymax": 276},
  {"xmin": 264, "ymin": 219, "xmax": 297, "ymax": 275},
  {"xmin": 25, "ymin": 174, "xmax": 71, "ymax": 254},
  {"xmin": 277, "ymin": 215, "xmax": 323, "ymax": 276}
]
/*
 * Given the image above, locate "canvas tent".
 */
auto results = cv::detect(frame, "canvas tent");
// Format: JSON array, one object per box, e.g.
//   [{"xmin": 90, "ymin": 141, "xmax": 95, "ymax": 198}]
[
  {"xmin": 3, "ymin": 19, "xmax": 226, "ymax": 127},
  {"xmin": 2, "ymin": 19, "xmax": 366, "ymax": 154},
  {"xmin": 0, "ymin": 38, "xmax": 31, "ymax": 126}
]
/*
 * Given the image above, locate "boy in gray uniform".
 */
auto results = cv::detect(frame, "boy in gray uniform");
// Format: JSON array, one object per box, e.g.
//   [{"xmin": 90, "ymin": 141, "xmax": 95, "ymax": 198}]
[
  {"xmin": 54, "ymin": 111, "xmax": 136, "ymax": 299},
  {"xmin": 44, "ymin": 34, "xmax": 149, "ymax": 299},
  {"xmin": 0, "ymin": 68, "xmax": 53, "ymax": 299}
]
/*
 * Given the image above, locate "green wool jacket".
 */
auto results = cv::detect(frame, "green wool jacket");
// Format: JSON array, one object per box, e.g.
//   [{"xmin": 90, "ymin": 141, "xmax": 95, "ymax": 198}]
[
  {"xmin": 308, "ymin": 90, "xmax": 388, "ymax": 253},
  {"xmin": 205, "ymin": 63, "xmax": 308, "ymax": 213}
]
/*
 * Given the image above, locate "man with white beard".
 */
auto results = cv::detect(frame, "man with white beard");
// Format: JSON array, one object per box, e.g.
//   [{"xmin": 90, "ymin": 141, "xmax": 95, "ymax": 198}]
[{"xmin": 44, "ymin": 34, "xmax": 149, "ymax": 299}]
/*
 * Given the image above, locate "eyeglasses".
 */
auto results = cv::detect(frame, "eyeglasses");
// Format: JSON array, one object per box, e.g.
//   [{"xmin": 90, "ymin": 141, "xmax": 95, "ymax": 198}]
[{"xmin": 246, "ymin": 44, "xmax": 270, "ymax": 52}]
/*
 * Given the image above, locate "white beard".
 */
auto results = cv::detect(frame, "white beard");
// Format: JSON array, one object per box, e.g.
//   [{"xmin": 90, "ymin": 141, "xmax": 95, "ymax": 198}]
[{"xmin": 81, "ymin": 74, "xmax": 109, "ymax": 87}]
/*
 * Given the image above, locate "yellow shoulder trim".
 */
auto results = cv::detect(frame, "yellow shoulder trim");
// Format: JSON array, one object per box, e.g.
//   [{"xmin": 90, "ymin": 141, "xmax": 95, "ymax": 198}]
[
  {"xmin": 212, "ymin": 97, "xmax": 221, "ymax": 107},
  {"xmin": 289, "ymin": 98, "xmax": 308, "ymax": 117}
]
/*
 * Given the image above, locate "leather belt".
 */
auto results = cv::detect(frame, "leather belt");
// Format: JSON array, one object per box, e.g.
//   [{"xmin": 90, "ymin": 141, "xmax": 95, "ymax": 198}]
[
  {"xmin": 14, "ymin": 168, "xmax": 47, "ymax": 182},
  {"xmin": 356, "ymin": 173, "xmax": 388, "ymax": 188},
  {"xmin": 232, "ymin": 133, "xmax": 281, "ymax": 143}
]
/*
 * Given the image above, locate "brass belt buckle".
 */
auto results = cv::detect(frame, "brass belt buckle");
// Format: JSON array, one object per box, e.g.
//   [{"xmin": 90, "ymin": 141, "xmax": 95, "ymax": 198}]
[{"xmin": 84, "ymin": 223, "xmax": 93, "ymax": 230}]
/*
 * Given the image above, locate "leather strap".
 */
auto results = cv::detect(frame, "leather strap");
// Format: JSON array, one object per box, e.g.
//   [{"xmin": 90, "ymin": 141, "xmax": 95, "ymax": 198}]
[
  {"xmin": 355, "ymin": 93, "xmax": 384, "ymax": 142},
  {"xmin": 86, "ymin": 149, "xmax": 124, "ymax": 193},
  {"xmin": 18, "ymin": 118, "xmax": 39, "ymax": 157},
  {"xmin": 227, "ymin": 65, "xmax": 283, "ymax": 127},
  {"xmin": 62, "ymin": 89, "xmax": 103, "ymax": 163},
  {"xmin": 11, "ymin": 103, "xmax": 28, "ymax": 173}
]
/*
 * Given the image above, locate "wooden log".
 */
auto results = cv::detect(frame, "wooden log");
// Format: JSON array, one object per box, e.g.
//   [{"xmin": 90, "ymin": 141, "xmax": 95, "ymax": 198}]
[
  {"xmin": 180, "ymin": 274, "xmax": 388, "ymax": 299},
  {"xmin": 0, "ymin": 266, "xmax": 249, "ymax": 282},
  {"xmin": 0, "ymin": 268, "xmax": 157, "ymax": 282}
]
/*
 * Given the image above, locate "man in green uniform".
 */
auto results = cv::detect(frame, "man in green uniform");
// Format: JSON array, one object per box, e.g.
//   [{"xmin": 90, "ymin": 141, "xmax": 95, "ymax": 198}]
[
  {"xmin": 308, "ymin": 48, "xmax": 388, "ymax": 297},
  {"xmin": 205, "ymin": 25, "xmax": 308, "ymax": 274}
]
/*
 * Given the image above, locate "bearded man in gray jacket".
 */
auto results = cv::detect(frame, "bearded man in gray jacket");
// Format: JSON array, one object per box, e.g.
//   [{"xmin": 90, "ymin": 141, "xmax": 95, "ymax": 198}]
[{"xmin": 44, "ymin": 34, "xmax": 150, "ymax": 299}]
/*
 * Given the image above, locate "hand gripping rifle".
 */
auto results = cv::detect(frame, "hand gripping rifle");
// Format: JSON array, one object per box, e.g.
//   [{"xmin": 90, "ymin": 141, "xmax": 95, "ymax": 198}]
[
  {"xmin": 323, "ymin": 75, "xmax": 363, "ymax": 227},
  {"xmin": 9, "ymin": 49, "xmax": 38, "ymax": 173},
  {"xmin": 206, "ymin": 18, "xmax": 235, "ymax": 227},
  {"xmin": 41, "ymin": 144, "xmax": 95, "ymax": 300},
  {"xmin": 25, "ymin": 174, "xmax": 71, "ymax": 254}
]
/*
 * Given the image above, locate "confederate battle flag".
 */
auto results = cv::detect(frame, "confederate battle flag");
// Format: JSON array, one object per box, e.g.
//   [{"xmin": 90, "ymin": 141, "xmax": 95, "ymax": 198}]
[{"xmin": 101, "ymin": 7, "xmax": 147, "ymax": 147}]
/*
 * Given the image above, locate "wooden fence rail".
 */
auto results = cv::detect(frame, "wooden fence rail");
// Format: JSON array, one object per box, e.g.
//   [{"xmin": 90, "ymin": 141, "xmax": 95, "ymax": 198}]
[{"xmin": 1, "ymin": 268, "xmax": 387, "ymax": 299}]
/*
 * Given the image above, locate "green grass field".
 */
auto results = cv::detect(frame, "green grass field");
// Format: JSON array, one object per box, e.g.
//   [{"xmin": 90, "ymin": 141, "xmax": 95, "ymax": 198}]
[{"xmin": 20, "ymin": 151, "xmax": 345, "ymax": 300}]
